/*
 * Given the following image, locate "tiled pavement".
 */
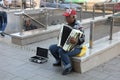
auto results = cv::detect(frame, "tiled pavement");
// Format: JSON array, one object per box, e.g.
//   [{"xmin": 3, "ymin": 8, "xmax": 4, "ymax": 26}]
[
  {"xmin": 1, "ymin": 7, "xmax": 120, "ymax": 80},
  {"xmin": 0, "ymin": 35, "xmax": 120, "ymax": 80}
]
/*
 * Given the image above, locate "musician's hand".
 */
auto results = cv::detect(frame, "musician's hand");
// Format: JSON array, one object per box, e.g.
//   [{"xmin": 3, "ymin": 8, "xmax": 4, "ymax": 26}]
[{"xmin": 70, "ymin": 37, "xmax": 77, "ymax": 44}]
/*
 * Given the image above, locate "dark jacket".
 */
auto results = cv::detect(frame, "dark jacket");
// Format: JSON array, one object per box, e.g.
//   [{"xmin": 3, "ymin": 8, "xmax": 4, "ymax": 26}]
[
  {"xmin": 24, "ymin": 24, "xmax": 37, "ymax": 31},
  {"xmin": 68, "ymin": 20, "xmax": 85, "ymax": 48}
]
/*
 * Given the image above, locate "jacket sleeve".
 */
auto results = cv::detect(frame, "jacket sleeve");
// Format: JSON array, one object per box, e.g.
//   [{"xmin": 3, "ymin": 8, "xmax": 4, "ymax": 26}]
[{"xmin": 77, "ymin": 27, "xmax": 85, "ymax": 45}]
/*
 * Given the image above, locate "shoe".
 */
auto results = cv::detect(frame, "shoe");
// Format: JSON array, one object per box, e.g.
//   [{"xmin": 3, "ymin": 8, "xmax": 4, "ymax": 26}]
[
  {"xmin": 53, "ymin": 61, "xmax": 61, "ymax": 66},
  {"xmin": 0, "ymin": 33, "xmax": 5, "ymax": 37},
  {"xmin": 62, "ymin": 67, "xmax": 72, "ymax": 75}
]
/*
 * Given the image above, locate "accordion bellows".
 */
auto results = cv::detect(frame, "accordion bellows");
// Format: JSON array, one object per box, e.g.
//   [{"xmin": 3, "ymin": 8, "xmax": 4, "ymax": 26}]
[{"xmin": 58, "ymin": 25, "xmax": 83, "ymax": 51}]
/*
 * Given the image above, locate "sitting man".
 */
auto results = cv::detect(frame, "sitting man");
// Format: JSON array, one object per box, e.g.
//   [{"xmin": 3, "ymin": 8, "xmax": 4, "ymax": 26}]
[
  {"xmin": 49, "ymin": 9, "xmax": 85, "ymax": 75},
  {"xmin": 24, "ymin": 19, "xmax": 37, "ymax": 31}
]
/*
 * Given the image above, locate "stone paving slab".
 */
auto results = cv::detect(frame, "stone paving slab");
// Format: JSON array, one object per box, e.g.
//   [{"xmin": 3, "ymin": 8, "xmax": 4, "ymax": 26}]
[{"xmin": 0, "ymin": 34, "xmax": 120, "ymax": 80}]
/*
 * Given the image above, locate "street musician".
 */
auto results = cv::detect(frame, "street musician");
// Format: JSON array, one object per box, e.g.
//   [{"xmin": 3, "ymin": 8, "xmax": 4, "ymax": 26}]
[{"xmin": 49, "ymin": 9, "xmax": 85, "ymax": 75}]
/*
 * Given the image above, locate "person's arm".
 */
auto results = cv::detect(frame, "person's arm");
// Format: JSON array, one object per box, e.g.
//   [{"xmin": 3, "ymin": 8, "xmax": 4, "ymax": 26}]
[
  {"xmin": 30, "ymin": 24, "xmax": 37, "ymax": 30},
  {"xmin": 34, "ymin": 25, "xmax": 37, "ymax": 29},
  {"xmin": 24, "ymin": 25, "xmax": 27, "ymax": 31},
  {"xmin": 77, "ymin": 27, "xmax": 85, "ymax": 45},
  {"xmin": 69, "ymin": 27, "xmax": 85, "ymax": 45}
]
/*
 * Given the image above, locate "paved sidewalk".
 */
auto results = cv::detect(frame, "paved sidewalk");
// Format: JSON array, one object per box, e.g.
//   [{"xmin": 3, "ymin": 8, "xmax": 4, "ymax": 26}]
[{"xmin": 0, "ymin": 35, "xmax": 120, "ymax": 80}]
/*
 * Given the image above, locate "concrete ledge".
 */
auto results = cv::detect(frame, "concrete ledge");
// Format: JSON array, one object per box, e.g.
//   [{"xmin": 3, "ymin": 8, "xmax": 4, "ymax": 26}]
[
  {"xmin": 72, "ymin": 31, "xmax": 120, "ymax": 73},
  {"xmin": 11, "ymin": 24, "xmax": 62, "ymax": 45}
]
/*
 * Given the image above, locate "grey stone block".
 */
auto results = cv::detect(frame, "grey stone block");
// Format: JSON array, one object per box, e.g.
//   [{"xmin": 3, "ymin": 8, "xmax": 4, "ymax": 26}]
[
  {"xmin": 11, "ymin": 25, "xmax": 61, "ymax": 45},
  {"xmin": 72, "ymin": 32, "xmax": 120, "ymax": 73}
]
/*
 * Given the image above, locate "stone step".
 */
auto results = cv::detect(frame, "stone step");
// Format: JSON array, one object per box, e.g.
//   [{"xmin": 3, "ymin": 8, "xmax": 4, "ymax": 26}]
[{"xmin": 72, "ymin": 31, "xmax": 120, "ymax": 73}]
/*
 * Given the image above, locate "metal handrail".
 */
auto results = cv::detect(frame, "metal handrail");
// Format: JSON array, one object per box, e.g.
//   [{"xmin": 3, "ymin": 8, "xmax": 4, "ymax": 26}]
[
  {"xmin": 22, "ymin": 13, "xmax": 46, "ymax": 28},
  {"xmin": 89, "ymin": 16, "xmax": 114, "ymax": 48},
  {"xmin": 95, "ymin": 2, "xmax": 117, "ymax": 5},
  {"xmin": 104, "ymin": 2, "xmax": 117, "ymax": 5}
]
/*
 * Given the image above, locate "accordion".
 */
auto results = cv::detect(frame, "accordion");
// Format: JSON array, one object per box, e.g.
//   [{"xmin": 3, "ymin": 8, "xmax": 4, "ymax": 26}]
[{"xmin": 58, "ymin": 25, "xmax": 83, "ymax": 51}]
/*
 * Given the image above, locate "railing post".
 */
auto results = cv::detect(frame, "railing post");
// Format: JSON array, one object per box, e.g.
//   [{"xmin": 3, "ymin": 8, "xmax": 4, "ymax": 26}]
[
  {"xmin": 113, "ymin": 3, "xmax": 115, "ymax": 15},
  {"xmin": 93, "ymin": 5, "xmax": 95, "ymax": 20},
  {"xmin": 109, "ymin": 17, "xmax": 114, "ymax": 40},
  {"xmin": 15, "ymin": 0, "xmax": 16, "ymax": 10},
  {"xmin": 33, "ymin": 0, "xmax": 35, "ymax": 9},
  {"xmin": 89, "ymin": 21, "xmax": 94, "ymax": 48},
  {"xmin": 21, "ymin": 0, "xmax": 23, "ymax": 11},
  {"xmin": 103, "ymin": 3, "xmax": 105, "ymax": 17},
  {"xmin": 30, "ymin": 0, "xmax": 32, "ymax": 9},
  {"xmin": 14, "ymin": 12, "xmax": 24, "ymax": 35},
  {"xmin": 80, "ymin": 7, "xmax": 82, "ymax": 22},
  {"xmin": 70, "ymin": 1, "xmax": 72, "ymax": 8},
  {"xmin": 85, "ymin": 1, "xmax": 87, "ymax": 11},
  {"xmin": 20, "ymin": 13, "xmax": 24, "ymax": 35},
  {"xmin": 21, "ymin": 0, "xmax": 22, "ymax": 11},
  {"xmin": 56, "ymin": 0, "xmax": 58, "ymax": 8},
  {"xmin": 45, "ymin": 9, "xmax": 48, "ymax": 29}
]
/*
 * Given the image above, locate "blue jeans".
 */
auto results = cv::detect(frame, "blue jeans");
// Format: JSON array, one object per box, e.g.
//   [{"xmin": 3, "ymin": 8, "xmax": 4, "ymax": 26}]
[
  {"xmin": 49, "ymin": 44, "xmax": 81, "ymax": 69},
  {"xmin": 1, "ymin": 23, "xmax": 7, "ymax": 31}
]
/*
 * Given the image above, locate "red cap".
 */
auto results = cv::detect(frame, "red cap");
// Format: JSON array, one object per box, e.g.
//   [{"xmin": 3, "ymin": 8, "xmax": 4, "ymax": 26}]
[{"xmin": 63, "ymin": 9, "xmax": 76, "ymax": 17}]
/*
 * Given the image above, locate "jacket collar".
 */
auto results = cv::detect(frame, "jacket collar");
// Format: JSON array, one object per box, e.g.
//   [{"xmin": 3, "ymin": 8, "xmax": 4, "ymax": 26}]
[{"xmin": 68, "ymin": 20, "xmax": 76, "ymax": 28}]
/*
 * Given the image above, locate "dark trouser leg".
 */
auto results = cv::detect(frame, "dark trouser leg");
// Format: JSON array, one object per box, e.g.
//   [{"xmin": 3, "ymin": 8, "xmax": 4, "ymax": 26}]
[
  {"xmin": 49, "ymin": 44, "xmax": 60, "ymax": 62},
  {"xmin": 58, "ymin": 48, "xmax": 81, "ymax": 75}
]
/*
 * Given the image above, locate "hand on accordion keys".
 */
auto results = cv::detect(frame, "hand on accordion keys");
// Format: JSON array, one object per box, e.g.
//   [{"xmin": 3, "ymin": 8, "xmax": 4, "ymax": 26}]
[{"xmin": 69, "ymin": 37, "xmax": 78, "ymax": 44}]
